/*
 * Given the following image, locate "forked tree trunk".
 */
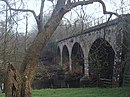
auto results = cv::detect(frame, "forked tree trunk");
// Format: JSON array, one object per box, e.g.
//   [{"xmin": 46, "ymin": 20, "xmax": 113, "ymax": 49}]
[{"xmin": 5, "ymin": 9, "xmax": 65, "ymax": 97}]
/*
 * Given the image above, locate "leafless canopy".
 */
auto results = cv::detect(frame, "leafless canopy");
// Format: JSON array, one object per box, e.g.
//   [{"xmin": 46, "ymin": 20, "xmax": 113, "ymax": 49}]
[{"xmin": 0, "ymin": 0, "xmax": 119, "ymax": 29}]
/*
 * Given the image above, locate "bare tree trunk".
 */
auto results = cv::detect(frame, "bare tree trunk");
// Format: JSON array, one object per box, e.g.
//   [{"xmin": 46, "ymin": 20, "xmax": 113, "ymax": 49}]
[
  {"xmin": 21, "ymin": 12, "xmax": 65, "ymax": 97},
  {"xmin": 5, "ymin": 64, "xmax": 21, "ymax": 97},
  {"xmin": 5, "ymin": 7, "xmax": 65, "ymax": 97}
]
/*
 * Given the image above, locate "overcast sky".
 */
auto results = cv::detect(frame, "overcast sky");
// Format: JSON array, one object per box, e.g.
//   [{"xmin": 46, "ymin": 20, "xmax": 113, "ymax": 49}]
[
  {"xmin": 27, "ymin": 0, "xmax": 130, "ymax": 30},
  {"xmin": 0, "ymin": 0, "xmax": 130, "ymax": 33}
]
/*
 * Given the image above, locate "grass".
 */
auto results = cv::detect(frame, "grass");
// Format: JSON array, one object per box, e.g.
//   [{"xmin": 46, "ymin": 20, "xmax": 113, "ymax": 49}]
[
  {"xmin": 0, "ymin": 92, "xmax": 4, "ymax": 97},
  {"xmin": 33, "ymin": 87, "xmax": 130, "ymax": 97},
  {"xmin": 0, "ymin": 87, "xmax": 130, "ymax": 97}
]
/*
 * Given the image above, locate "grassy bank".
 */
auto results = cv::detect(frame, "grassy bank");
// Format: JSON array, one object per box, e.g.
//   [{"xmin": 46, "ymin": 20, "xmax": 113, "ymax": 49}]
[
  {"xmin": 0, "ymin": 87, "xmax": 130, "ymax": 97},
  {"xmin": 33, "ymin": 87, "xmax": 130, "ymax": 97}
]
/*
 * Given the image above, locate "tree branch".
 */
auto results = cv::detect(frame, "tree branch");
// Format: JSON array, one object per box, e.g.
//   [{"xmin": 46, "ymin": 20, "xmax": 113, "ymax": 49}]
[
  {"xmin": 64, "ymin": 0, "xmax": 119, "ymax": 17},
  {"xmin": 39, "ymin": 0, "xmax": 45, "ymax": 19},
  {"xmin": 0, "ymin": 0, "xmax": 38, "ymax": 22},
  {"xmin": 37, "ymin": 0, "xmax": 46, "ymax": 32},
  {"xmin": 51, "ymin": 0, "xmax": 66, "ymax": 16},
  {"xmin": 97, "ymin": 0, "xmax": 119, "ymax": 16}
]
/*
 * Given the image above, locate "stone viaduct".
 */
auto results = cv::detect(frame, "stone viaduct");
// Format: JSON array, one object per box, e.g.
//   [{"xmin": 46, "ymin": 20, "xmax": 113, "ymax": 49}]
[{"xmin": 57, "ymin": 14, "xmax": 130, "ymax": 87}]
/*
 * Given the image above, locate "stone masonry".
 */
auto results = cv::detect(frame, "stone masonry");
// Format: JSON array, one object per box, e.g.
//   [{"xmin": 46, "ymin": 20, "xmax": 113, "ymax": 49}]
[{"xmin": 57, "ymin": 14, "xmax": 130, "ymax": 87}]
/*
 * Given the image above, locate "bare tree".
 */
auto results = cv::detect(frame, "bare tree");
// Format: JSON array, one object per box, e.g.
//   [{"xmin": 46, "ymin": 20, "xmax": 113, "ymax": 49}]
[{"xmin": 0, "ymin": 0, "xmax": 119, "ymax": 97}]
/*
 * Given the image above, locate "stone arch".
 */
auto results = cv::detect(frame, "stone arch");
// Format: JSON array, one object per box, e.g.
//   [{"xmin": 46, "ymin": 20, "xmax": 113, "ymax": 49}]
[
  {"xmin": 62, "ymin": 45, "xmax": 69, "ymax": 71},
  {"xmin": 71, "ymin": 42, "xmax": 84, "ymax": 75},
  {"xmin": 88, "ymin": 38, "xmax": 115, "ymax": 86},
  {"xmin": 56, "ymin": 46, "xmax": 61, "ymax": 65}
]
